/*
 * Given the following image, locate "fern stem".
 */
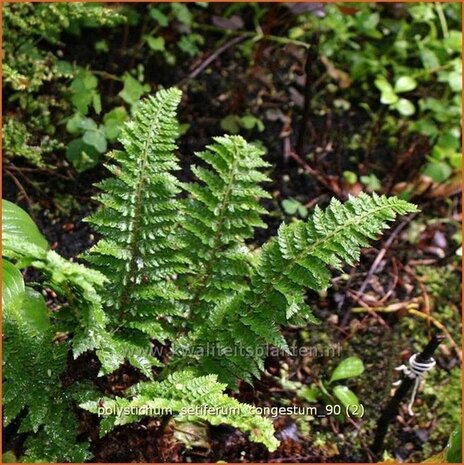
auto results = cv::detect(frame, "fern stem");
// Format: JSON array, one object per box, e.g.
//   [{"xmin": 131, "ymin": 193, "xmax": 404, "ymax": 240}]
[
  {"xmin": 117, "ymin": 105, "xmax": 163, "ymax": 319},
  {"xmin": 188, "ymin": 147, "xmax": 241, "ymax": 321}
]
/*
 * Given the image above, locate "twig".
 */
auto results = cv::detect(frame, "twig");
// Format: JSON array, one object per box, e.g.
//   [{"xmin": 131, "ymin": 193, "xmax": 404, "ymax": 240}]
[
  {"xmin": 178, "ymin": 35, "xmax": 247, "ymax": 85},
  {"xmin": 4, "ymin": 169, "xmax": 33, "ymax": 211},
  {"xmin": 193, "ymin": 22, "xmax": 310, "ymax": 49},
  {"xmin": 287, "ymin": 149, "xmax": 339, "ymax": 195},
  {"xmin": 352, "ymin": 304, "xmax": 461, "ymax": 359},
  {"xmin": 357, "ymin": 214, "xmax": 417, "ymax": 296}
]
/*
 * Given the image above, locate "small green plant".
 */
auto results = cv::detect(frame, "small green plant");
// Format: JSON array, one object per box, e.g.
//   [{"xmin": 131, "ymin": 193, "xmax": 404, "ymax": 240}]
[
  {"xmin": 281, "ymin": 197, "xmax": 309, "ymax": 218},
  {"xmin": 2, "ymin": 88, "xmax": 418, "ymax": 461},
  {"xmin": 289, "ymin": 2, "xmax": 462, "ymax": 187},
  {"xmin": 298, "ymin": 356, "xmax": 365, "ymax": 419},
  {"xmin": 2, "ymin": 200, "xmax": 106, "ymax": 461},
  {"xmin": 3, "ymin": 2, "xmax": 123, "ymax": 167},
  {"xmin": 220, "ymin": 113, "xmax": 265, "ymax": 134}
]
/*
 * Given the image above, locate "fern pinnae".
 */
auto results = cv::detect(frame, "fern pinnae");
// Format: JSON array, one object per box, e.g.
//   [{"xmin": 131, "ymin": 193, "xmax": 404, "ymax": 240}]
[
  {"xmin": 85, "ymin": 89, "xmax": 185, "ymax": 326},
  {"xmin": 181, "ymin": 136, "xmax": 271, "ymax": 323},
  {"xmin": 194, "ymin": 193, "xmax": 418, "ymax": 385}
]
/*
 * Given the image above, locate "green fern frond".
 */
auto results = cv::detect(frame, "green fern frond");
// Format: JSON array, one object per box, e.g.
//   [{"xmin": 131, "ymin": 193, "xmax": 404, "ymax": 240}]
[
  {"xmin": 2, "ymin": 260, "xmax": 90, "ymax": 462},
  {"xmin": 85, "ymin": 89, "xmax": 186, "ymax": 329},
  {"xmin": 80, "ymin": 370, "xmax": 278, "ymax": 451},
  {"xmin": 181, "ymin": 135, "xmax": 271, "ymax": 323},
  {"xmin": 193, "ymin": 193, "xmax": 418, "ymax": 385}
]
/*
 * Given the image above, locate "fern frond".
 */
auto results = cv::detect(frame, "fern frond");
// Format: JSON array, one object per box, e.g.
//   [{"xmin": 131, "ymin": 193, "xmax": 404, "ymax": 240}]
[
  {"xmin": 193, "ymin": 193, "xmax": 418, "ymax": 385},
  {"xmin": 2, "ymin": 260, "xmax": 90, "ymax": 462},
  {"xmin": 181, "ymin": 135, "xmax": 271, "ymax": 323},
  {"xmin": 85, "ymin": 89, "xmax": 186, "ymax": 334},
  {"xmin": 80, "ymin": 370, "xmax": 278, "ymax": 451}
]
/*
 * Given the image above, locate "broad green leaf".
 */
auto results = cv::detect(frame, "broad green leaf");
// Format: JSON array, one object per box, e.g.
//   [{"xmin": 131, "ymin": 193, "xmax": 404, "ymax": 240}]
[
  {"xmin": 145, "ymin": 36, "xmax": 165, "ymax": 51},
  {"xmin": 83, "ymin": 126, "xmax": 107, "ymax": 153},
  {"xmin": 2, "ymin": 260, "xmax": 25, "ymax": 311},
  {"xmin": 332, "ymin": 385, "xmax": 362, "ymax": 416},
  {"xmin": 381, "ymin": 89, "xmax": 399, "ymax": 105},
  {"xmin": 298, "ymin": 385, "xmax": 320, "ymax": 403},
  {"xmin": 22, "ymin": 287, "xmax": 50, "ymax": 333},
  {"xmin": 2, "ymin": 199, "xmax": 48, "ymax": 250},
  {"xmin": 171, "ymin": 3, "xmax": 192, "ymax": 25},
  {"xmin": 374, "ymin": 76, "xmax": 393, "ymax": 93},
  {"xmin": 375, "ymin": 77, "xmax": 399, "ymax": 105},
  {"xmin": 70, "ymin": 71, "xmax": 99, "ymax": 115},
  {"xmin": 343, "ymin": 170, "xmax": 358, "ymax": 185},
  {"xmin": 394, "ymin": 76, "xmax": 417, "ymax": 93},
  {"xmin": 423, "ymin": 161, "xmax": 452, "ymax": 183},
  {"xmin": 103, "ymin": 107, "xmax": 128, "ymax": 141},
  {"xmin": 71, "ymin": 92, "xmax": 93, "ymax": 115},
  {"xmin": 329, "ymin": 356, "xmax": 364, "ymax": 383},
  {"xmin": 66, "ymin": 113, "xmax": 88, "ymax": 134},
  {"xmin": 78, "ymin": 118, "xmax": 98, "ymax": 132},
  {"xmin": 395, "ymin": 98, "xmax": 415, "ymax": 116},
  {"xmin": 420, "ymin": 48, "xmax": 440, "ymax": 69},
  {"xmin": 220, "ymin": 114, "xmax": 240, "ymax": 134},
  {"xmin": 445, "ymin": 30, "xmax": 462, "ymax": 53},
  {"xmin": 149, "ymin": 8, "xmax": 168, "ymax": 27},
  {"xmin": 446, "ymin": 424, "xmax": 462, "ymax": 463},
  {"xmin": 66, "ymin": 138, "xmax": 101, "ymax": 173},
  {"xmin": 282, "ymin": 199, "xmax": 299, "ymax": 215},
  {"xmin": 119, "ymin": 74, "xmax": 149, "ymax": 105},
  {"xmin": 240, "ymin": 115, "xmax": 265, "ymax": 132},
  {"xmin": 360, "ymin": 174, "xmax": 381, "ymax": 192},
  {"xmin": 448, "ymin": 72, "xmax": 462, "ymax": 92}
]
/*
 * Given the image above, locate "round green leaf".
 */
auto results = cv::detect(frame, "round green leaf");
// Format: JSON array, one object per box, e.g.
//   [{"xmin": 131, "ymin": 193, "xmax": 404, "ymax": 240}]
[
  {"xmin": 220, "ymin": 115, "xmax": 240, "ymax": 134},
  {"xmin": 395, "ymin": 98, "xmax": 415, "ymax": 116},
  {"xmin": 66, "ymin": 138, "xmax": 101, "ymax": 173},
  {"xmin": 444, "ymin": 30, "xmax": 462, "ymax": 53},
  {"xmin": 394, "ymin": 76, "xmax": 417, "ymax": 93},
  {"xmin": 119, "ymin": 74, "xmax": 149, "ymax": 106},
  {"xmin": 423, "ymin": 161, "xmax": 452, "ymax": 183},
  {"xmin": 2, "ymin": 199, "xmax": 48, "ymax": 250},
  {"xmin": 282, "ymin": 199, "xmax": 299, "ymax": 215},
  {"xmin": 2, "ymin": 260, "xmax": 25, "ymax": 311},
  {"xmin": 329, "ymin": 356, "xmax": 364, "ymax": 383},
  {"xmin": 375, "ymin": 77, "xmax": 398, "ymax": 104},
  {"xmin": 332, "ymin": 385, "xmax": 362, "ymax": 416},
  {"xmin": 145, "ymin": 36, "xmax": 165, "ymax": 51},
  {"xmin": 448, "ymin": 72, "xmax": 462, "ymax": 92},
  {"xmin": 298, "ymin": 385, "xmax": 320, "ymax": 403},
  {"xmin": 343, "ymin": 170, "xmax": 358, "ymax": 185},
  {"xmin": 103, "ymin": 107, "xmax": 128, "ymax": 141},
  {"xmin": 83, "ymin": 127, "xmax": 107, "ymax": 153},
  {"xmin": 381, "ymin": 89, "xmax": 399, "ymax": 105}
]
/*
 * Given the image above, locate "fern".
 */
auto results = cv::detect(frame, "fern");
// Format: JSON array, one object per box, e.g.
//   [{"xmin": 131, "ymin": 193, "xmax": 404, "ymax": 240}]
[
  {"xmin": 81, "ymin": 370, "xmax": 279, "ymax": 451},
  {"xmin": 83, "ymin": 88, "xmax": 190, "ymax": 374},
  {"xmin": 2, "ymin": 260, "xmax": 91, "ymax": 462},
  {"xmin": 180, "ymin": 135, "xmax": 271, "ymax": 325},
  {"xmin": 188, "ymin": 193, "xmax": 419, "ymax": 385},
  {"xmin": 4, "ymin": 87, "xmax": 420, "ymax": 459}
]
